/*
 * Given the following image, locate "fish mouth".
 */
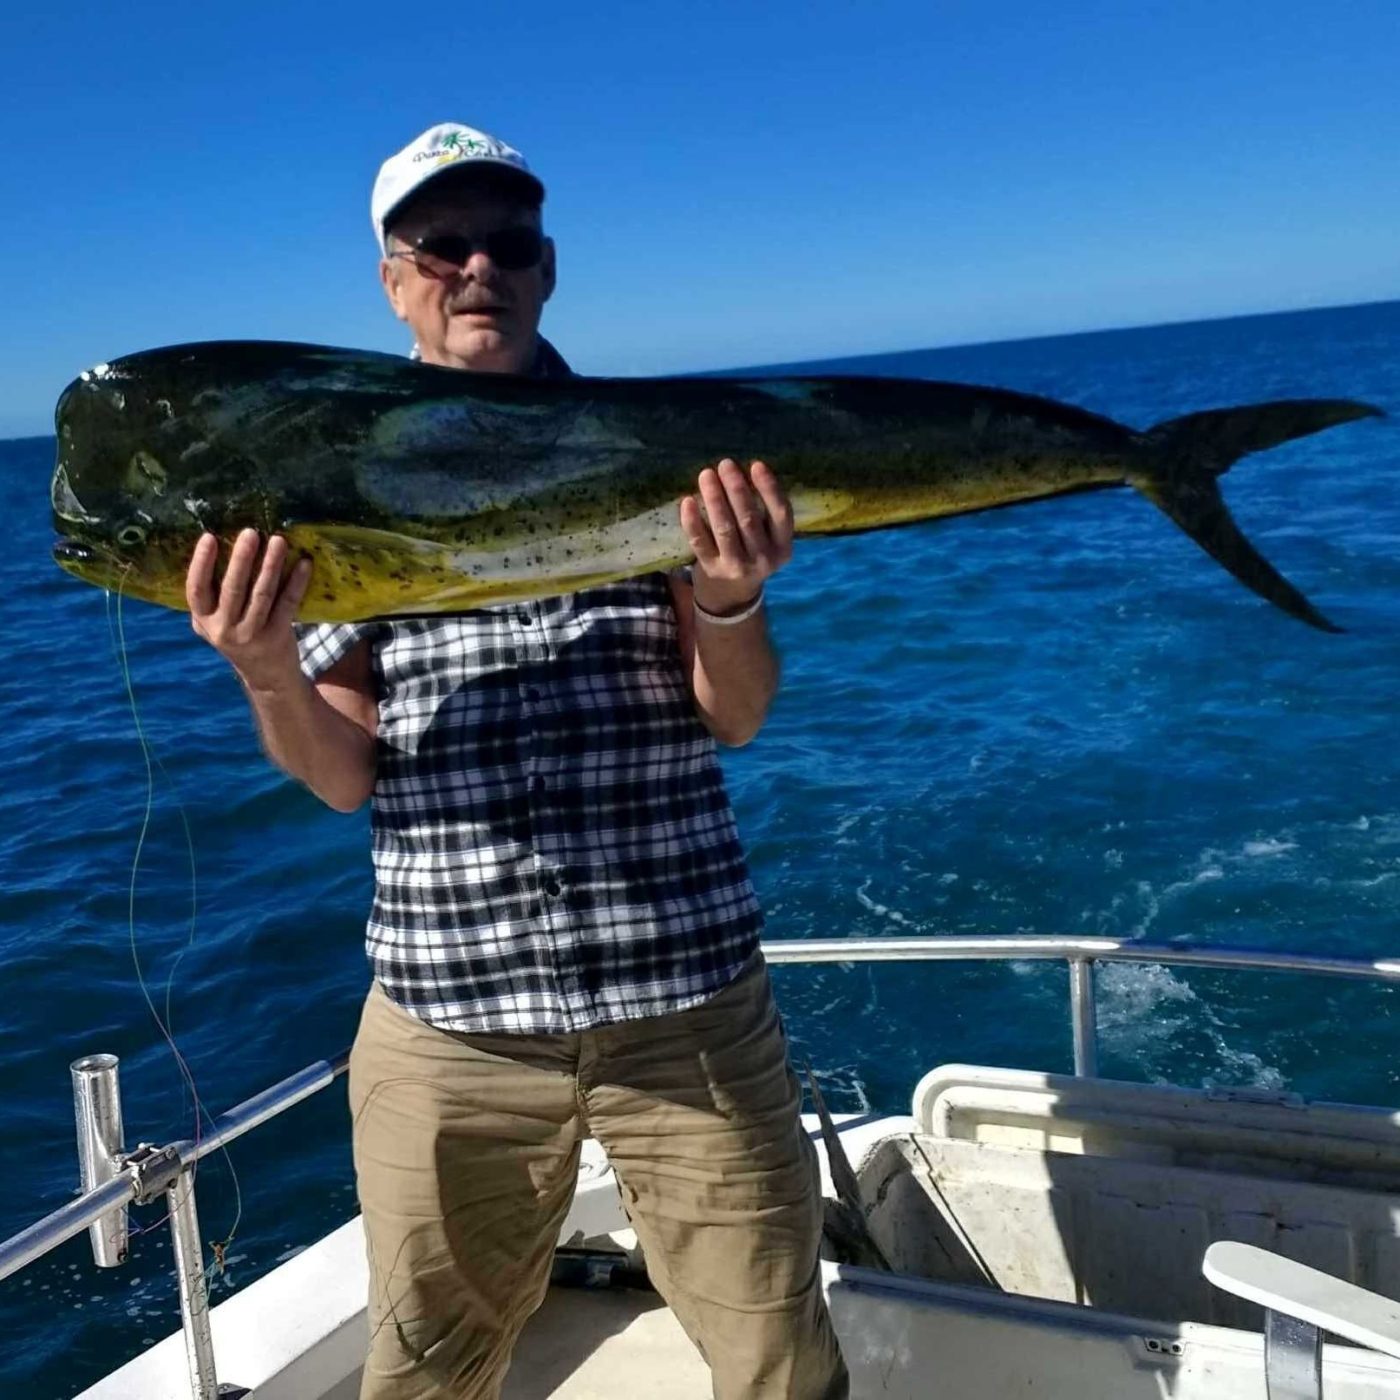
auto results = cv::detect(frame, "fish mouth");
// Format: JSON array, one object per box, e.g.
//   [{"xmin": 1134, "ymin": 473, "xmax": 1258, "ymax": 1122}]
[{"xmin": 53, "ymin": 537, "xmax": 96, "ymax": 564}]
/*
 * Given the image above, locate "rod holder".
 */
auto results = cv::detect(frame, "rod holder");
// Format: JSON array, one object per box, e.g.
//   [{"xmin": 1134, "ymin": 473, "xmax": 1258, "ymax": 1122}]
[{"xmin": 71, "ymin": 1053, "xmax": 128, "ymax": 1267}]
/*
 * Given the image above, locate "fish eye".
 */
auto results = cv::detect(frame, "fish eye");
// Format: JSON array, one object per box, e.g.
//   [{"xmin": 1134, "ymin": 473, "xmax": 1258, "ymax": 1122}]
[{"xmin": 117, "ymin": 524, "xmax": 148, "ymax": 547}]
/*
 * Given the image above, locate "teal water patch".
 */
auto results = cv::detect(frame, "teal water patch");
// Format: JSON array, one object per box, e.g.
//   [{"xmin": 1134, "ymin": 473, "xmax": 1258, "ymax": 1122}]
[{"xmin": 5, "ymin": 300, "xmax": 1400, "ymax": 1395}]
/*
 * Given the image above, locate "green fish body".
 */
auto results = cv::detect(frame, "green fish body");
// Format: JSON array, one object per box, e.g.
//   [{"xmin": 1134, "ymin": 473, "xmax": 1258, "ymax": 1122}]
[{"xmin": 50, "ymin": 340, "xmax": 1382, "ymax": 628}]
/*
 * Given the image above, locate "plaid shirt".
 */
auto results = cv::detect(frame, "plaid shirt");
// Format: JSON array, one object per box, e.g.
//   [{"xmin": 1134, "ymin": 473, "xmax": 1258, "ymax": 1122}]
[{"xmin": 293, "ymin": 343, "xmax": 762, "ymax": 1033}]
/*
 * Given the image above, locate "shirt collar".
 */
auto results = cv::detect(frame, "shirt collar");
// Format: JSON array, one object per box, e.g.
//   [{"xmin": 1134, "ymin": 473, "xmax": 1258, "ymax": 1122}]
[{"xmin": 531, "ymin": 336, "xmax": 573, "ymax": 379}]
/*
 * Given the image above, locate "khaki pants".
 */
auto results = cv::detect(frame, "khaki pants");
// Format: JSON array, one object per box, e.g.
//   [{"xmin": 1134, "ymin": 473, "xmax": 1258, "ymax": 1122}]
[{"xmin": 349, "ymin": 956, "xmax": 849, "ymax": 1400}]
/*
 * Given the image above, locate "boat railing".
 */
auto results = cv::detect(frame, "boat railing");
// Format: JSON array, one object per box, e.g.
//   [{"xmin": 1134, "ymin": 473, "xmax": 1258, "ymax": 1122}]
[{"xmin": 4, "ymin": 933, "xmax": 1400, "ymax": 1400}]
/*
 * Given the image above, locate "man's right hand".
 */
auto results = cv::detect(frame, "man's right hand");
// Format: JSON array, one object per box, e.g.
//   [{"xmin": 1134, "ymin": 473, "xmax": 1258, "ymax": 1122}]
[{"xmin": 186, "ymin": 528, "xmax": 312, "ymax": 692}]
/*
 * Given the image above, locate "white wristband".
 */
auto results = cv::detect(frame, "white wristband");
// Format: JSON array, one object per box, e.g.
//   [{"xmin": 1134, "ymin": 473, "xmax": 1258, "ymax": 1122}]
[{"xmin": 693, "ymin": 585, "xmax": 765, "ymax": 626}]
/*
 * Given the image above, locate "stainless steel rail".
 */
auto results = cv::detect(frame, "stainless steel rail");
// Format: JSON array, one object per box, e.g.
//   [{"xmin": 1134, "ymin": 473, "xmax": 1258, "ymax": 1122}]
[
  {"xmin": 762, "ymin": 936, "xmax": 1400, "ymax": 1081},
  {"xmin": 4, "ymin": 936, "xmax": 1399, "ymax": 1398}
]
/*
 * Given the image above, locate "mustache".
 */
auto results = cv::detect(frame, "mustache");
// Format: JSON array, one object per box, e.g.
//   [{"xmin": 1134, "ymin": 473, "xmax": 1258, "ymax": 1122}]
[{"xmin": 448, "ymin": 285, "xmax": 512, "ymax": 313}]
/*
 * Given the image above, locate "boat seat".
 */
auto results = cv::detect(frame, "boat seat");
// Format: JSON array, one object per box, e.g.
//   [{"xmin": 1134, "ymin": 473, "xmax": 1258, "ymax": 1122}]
[
  {"xmin": 857, "ymin": 1131, "xmax": 1400, "ymax": 1331},
  {"xmin": 912, "ymin": 1064, "xmax": 1400, "ymax": 1189}
]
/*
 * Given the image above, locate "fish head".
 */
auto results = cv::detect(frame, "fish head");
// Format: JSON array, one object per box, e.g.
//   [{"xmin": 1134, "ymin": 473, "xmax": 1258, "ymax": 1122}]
[{"xmin": 50, "ymin": 355, "xmax": 269, "ymax": 609}]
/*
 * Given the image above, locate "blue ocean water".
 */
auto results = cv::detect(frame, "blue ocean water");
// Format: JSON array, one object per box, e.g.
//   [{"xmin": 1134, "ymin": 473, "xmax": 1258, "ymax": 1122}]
[{"xmin": 4, "ymin": 300, "xmax": 1400, "ymax": 1397}]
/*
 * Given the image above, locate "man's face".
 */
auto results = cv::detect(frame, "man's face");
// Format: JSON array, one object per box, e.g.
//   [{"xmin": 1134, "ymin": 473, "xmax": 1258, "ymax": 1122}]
[{"xmin": 379, "ymin": 184, "xmax": 556, "ymax": 374}]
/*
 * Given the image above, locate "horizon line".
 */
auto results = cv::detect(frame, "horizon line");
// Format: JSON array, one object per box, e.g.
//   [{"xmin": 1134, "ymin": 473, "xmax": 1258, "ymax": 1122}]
[{"xmin": 709, "ymin": 293, "xmax": 1400, "ymax": 378}]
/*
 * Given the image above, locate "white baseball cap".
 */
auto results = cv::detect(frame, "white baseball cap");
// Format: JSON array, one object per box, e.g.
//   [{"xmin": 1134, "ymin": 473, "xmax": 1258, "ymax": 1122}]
[{"xmin": 370, "ymin": 122, "xmax": 545, "ymax": 252}]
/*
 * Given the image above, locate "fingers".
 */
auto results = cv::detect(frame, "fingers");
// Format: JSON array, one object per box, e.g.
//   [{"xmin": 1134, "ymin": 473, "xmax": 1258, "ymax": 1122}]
[
  {"xmin": 186, "ymin": 528, "xmax": 308, "ymax": 637},
  {"xmin": 699, "ymin": 463, "xmax": 746, "ymax": 565},
  {"xmin": 217, "ymin": 527, "xmax": 262, "ymax": 625},
  {"xmin": 269, "ymin": 557, "xmax": 313, "ymax": 630},
  {"xmin": 185, "ymin": 533, "xmax": 219, "ymax": 616},
  {"xmin": 242, "ymin": 535, "xmax": 290, "ymax": 632},
  {"xmin": 750, "ymin": 460, "xmax": 794, "ymax": 557},
  {"xmin": 684, "ymin": 460, "xmax": 792, "ymax": 571},
  {"xmin": 680, "ymin": 493, "xmax": 719, "ymax": 569}
]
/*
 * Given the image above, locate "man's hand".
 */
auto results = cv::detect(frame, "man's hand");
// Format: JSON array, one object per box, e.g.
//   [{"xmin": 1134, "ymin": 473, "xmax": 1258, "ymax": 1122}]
[
  {"xmin": 186, "ymin": 528, "xmax": 312, "ymax": 692},
  {"xmin": 680, "ymin": 459, "xmax": 795, "ymax": 614}
]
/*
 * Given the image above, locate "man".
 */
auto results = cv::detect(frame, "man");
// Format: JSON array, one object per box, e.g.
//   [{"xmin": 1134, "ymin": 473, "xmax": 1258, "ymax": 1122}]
[{"xmin": 184, "ymin": 122, "xmax": 847, "ymax": 1400}]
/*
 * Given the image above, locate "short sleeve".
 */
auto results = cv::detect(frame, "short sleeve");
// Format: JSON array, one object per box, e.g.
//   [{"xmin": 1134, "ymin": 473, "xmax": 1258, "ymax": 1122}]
[{"xmin": 294, "ymin": 622, "xmax": 379, "ymax": 682}]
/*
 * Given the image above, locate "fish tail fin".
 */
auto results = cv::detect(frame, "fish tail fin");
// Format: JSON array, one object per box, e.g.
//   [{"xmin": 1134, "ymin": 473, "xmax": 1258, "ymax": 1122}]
[{"xmin": 1131, "ymin": 399, "xmax": 1383, "ymax": 633}]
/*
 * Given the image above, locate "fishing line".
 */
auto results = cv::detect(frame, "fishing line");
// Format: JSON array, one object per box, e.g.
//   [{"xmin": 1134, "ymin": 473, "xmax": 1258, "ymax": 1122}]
[{"xmin": 106, "ymin": 580, "xmax": 243, "ymax": 1270}]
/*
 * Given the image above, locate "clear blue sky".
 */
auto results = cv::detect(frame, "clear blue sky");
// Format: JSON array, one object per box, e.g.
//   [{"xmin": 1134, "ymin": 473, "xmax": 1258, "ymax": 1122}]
[{"xmin": 3, "ymin": 0, "xmax": 1398, "ymax": 438}]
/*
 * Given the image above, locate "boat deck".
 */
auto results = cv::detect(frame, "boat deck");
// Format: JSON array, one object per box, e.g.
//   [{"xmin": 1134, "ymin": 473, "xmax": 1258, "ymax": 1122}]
[
  {"xmin": 505, "ymin": 1286, "xmax": 707, "ymax": 1399},
  {"xmin": 315, "ymin": 1286, "xmax": 706, "ymax": 1400}
]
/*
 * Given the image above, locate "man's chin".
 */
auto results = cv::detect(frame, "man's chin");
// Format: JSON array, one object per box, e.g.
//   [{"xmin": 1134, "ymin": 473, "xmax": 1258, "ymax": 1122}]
[{"xmin": 441, "ymin": 323, "xmax": 531, "ymax": 373}]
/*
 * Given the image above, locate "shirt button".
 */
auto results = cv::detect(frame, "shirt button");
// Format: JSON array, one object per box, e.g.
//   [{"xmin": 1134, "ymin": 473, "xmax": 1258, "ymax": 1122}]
[
  {"xmin": 531, "ymin": 774, "xmax": 547, "ymax": 795},
  {"xmin": 526, "ymin": 686, "xmax": 542, "ymax": 702},
  {"xmin": 542, "ymin": 876, "xmax": 562, "ymax": 898},
  {"xmin": 517, "ymin": 608, "xmax": 533, "ymax": 626}
]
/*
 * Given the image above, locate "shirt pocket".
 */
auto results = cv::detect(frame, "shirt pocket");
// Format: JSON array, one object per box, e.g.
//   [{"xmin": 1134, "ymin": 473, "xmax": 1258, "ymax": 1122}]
[
  {"xmin": 557, "ymin": 579, "xmax": 681, "ymax": 674},
  {"xmin": 376, "ymin": 616, "xmax": 521, "ymax": 756}
]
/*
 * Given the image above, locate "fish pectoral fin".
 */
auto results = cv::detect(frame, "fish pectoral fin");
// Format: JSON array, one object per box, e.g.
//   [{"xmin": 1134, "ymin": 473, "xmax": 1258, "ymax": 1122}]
[
  {"xmin": 281, "ymin": 522, "xmax": 470, "ymax": 619},
  {"xmin": 283, "ymin": 521, "xmax": 459, "ymax": 562},
  {"xmin": 788, "ymin": 488, "xmax": 858, "ymax": 533},
  {"xmin": 1130, "ymin": 474, "xmax": 1342, "ymax": 633}
]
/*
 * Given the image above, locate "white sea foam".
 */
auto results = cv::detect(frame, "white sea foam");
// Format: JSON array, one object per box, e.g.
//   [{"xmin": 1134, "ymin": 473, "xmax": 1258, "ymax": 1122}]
[
  {"xmin": 1096, "ymin": 961, "xmax": 1286, "ymax": 1090},
  {"xmin": 1348, "ymin": 870, "xmax": 1400, "ymax": 889},
  {"xmin": 1116, "ymin": 859, "xmax": 1226, "ymax": 939},
  {"xmin": 854, "ymin": 877, "xmax": 920, "ymax": 928},
  {"xmin": 807, "ymin": 1063, "xmax": 874, "ymax": 1114},
  {"xmin": 1241, "ymin": 837, "xmax": 1298, "ymax": 858}
]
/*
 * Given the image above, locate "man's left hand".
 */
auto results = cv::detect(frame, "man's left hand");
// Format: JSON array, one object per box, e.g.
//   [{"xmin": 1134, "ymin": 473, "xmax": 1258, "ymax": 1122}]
[{"xmin": 680, "ymin": 459, "xmax": 794, "ymax": 614}]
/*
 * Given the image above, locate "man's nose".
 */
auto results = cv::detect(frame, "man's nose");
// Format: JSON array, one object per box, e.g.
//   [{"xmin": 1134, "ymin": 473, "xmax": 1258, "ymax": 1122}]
[{"xmin": 449, "ymin": 247, "xmax": 498, "ymax": 281}]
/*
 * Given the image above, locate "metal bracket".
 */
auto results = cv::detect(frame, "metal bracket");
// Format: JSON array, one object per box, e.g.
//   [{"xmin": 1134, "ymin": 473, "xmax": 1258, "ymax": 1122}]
[
  {"xmin": 1265, "ymin": 1309, "xmax": 1322, "ymax": 1399},
  {"xmin": 122, "ymin": 1143, "xmax": 184, "ymax": 1206}
]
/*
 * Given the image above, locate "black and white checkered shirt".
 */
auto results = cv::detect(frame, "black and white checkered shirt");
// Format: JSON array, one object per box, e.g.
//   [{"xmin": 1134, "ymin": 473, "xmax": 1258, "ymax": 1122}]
[{"xmin": 294, "ymin": 361, "xmax": 764, "ymax": 1032}]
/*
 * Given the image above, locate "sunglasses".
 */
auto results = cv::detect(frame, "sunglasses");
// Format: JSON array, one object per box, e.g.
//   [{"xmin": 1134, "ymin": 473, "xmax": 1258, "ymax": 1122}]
[{"xmin": 389, "ymin": 226, "xmax": 545, "ymax": 277}]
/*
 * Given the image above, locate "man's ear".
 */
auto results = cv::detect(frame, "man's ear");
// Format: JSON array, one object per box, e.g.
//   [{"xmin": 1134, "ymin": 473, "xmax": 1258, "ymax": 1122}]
[
  {"xmin": 540, "ymin": 236, "xmax": 557, "ymax": 304},
  {"xmin": 380, "ymin": 256, "xmax": 409, "ymax": 322}
]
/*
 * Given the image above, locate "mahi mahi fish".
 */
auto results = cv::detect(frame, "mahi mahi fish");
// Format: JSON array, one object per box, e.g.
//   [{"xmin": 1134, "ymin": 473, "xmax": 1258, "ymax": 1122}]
[{"xmin": 50, "ymin": 340, "xmax": 1382, "ymax": 628}]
